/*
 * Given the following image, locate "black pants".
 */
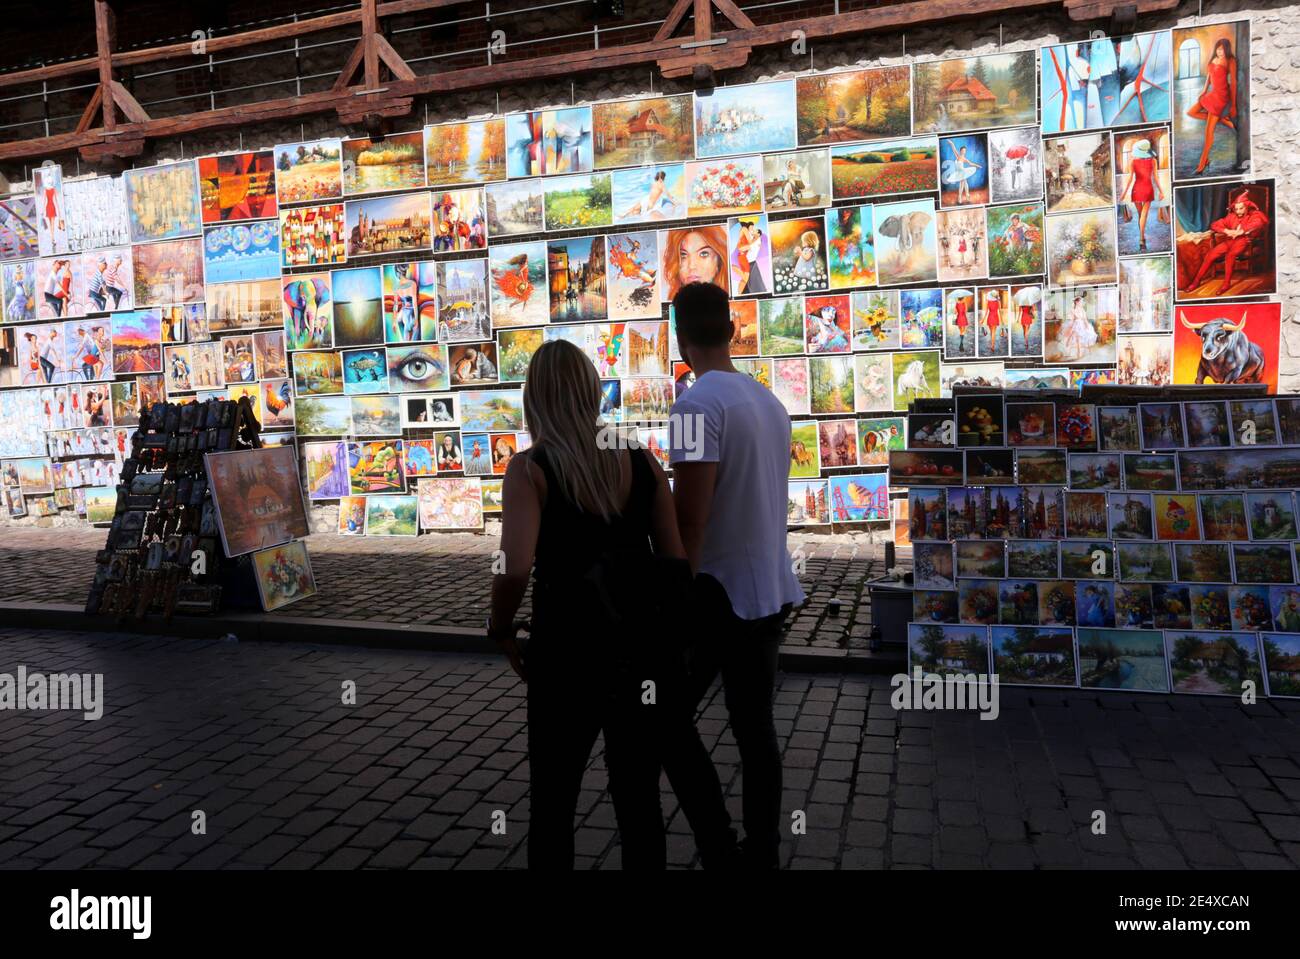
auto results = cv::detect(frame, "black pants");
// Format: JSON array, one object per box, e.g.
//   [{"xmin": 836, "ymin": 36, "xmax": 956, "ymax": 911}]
[
  {"xmin": 678, "ymin": 574, "xmax": 787, "ymax": 869},
  {"xmin": 524, "ymin": 635, "xmax": 667, "ymax": 870}
]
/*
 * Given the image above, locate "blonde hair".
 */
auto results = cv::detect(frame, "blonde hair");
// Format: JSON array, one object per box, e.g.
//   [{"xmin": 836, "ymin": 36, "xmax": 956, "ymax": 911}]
[{"xmin": 522, "ymin": 340, "xmax": 623, "ymax": 520}]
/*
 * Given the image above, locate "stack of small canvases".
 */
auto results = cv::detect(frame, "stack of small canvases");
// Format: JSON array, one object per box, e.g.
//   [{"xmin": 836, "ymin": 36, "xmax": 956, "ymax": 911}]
[
  {"xmin": 0, "ymin": 19, "xmax": 1283, "ymax": 539},
  {"xmin": 894, "ymin": 392, "xmax": 1300, "ymax": 697}
]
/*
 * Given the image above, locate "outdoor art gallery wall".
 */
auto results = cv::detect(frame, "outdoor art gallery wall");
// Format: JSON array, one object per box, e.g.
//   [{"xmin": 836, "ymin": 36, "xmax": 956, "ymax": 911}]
[{"xmin": 2, "ymin": 0, "xmax": 1297, "ymax": 537}]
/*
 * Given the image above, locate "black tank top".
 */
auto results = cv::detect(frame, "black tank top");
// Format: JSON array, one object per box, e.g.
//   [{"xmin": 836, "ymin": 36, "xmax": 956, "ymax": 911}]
[{"xmin": 527, "ymin": 444, "xmax": 656, "ymax": 624}]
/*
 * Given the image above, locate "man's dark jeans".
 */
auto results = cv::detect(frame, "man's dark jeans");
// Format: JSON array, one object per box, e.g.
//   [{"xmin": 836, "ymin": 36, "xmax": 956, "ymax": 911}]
[{"xmin": 664, "ymin": 573, "xmax": 788, "ymax": 869}]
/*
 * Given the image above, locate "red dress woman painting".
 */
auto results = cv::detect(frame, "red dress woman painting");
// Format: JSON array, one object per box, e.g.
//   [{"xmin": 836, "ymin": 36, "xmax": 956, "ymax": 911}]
[
  {"xmin": 954, "ymin": 297, "xmax": 970, "ymax": 337},
  {"xmin": 1185, "ymin": 38, "xmax": 1237, "ymax": 176},
  {"xmin": 1119, "ymin": 138, "xmax": 1166, "ymax": 253},
  {"xmin": 983, "ymin": 290, "xmax": 1002, "ymax": 350},
  {"xmin": 1018, "ymin": 303, "xmax": 1035, "ymax": 348}
]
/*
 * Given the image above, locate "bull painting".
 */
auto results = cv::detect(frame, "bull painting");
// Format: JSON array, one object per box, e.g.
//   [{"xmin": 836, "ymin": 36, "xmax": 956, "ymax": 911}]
[{"xmin": 1178, "ymin": 310, "xmax": 1265, "ymax": 385}]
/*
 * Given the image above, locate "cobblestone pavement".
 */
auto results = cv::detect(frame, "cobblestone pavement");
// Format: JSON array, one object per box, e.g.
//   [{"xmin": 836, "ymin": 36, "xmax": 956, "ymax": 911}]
[
  {"xmin": 1, "ymin": 628, "xmax": 1298, "ymax": 870},
  {"xmin": 0, "ymin": 528, "xmax": 888, "ymax": 650}
]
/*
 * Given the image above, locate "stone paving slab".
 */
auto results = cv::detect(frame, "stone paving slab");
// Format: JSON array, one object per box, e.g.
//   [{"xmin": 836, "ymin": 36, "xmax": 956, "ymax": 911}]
[
  {"xmin": 0, "ymin": 628, "xmax": 1298, "ymax": 870},
  {"xmin": 0, "ymin": 528, "xmax": 888, "ymax": 650}
]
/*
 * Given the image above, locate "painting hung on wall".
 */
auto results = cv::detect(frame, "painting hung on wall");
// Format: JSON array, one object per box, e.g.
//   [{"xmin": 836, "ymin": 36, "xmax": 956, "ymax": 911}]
[
  {"xmin": 1172, "ymin": 301, "xmax": 1280, "ymax": 392},
  {"xmin": 342, "ymin": 133, "xmax": 425, "ymax": 195},
  {"xmin": 1009, "ymin": 284, "xmax": 1043, "ymax": 357},
  {"xmin": 543, "ymin": 173, "xmax": 612, "ymax": 231},
  {"xmin": 694, "ymin": 80, "xmax": 798, "ymax": 158},
  {"xmin": 592, "ymin": 94, "xmax": 694, "ymax": 168},
  {"xmin": 506, "ymin": 107, "xmax": 594, "ymax": 178},
  {"xmin": 769, "ymin": 217, "xmax": 828, "ymax": 295},
  {"xmin": 378, "ymin": 262, "xmax": 425, "ymax": 343},
  {"xmin": 611, "ymin": 164, "xmax": 687, "ymax": 225},
  {"xmin": 1174, "ymin": 177, "xmax": 1275, "ymax": 300},
  {"xmin": 489, "ymin": 241, "xmax": 549, "ymax": 328},
  {"xmin": 279, "ymin": 203, "xmax": 346, "ymax": 268},
  {"xmin": 824, "ymin": 206, "xmax": 875, "ymax": 290},
  {"xmin": 62, "ymin": 176, "xmax": 130, "ymax": 253},
  {"xmin": 830, "ymin": 136, "xmax": 937, "ymax": 201},
  {"xmin": 658, "ymin": 225, "xmax": 727, "ymax": 302},
  {"xmin": 723, "ymin": 216, "xmax": 770, "ymax": 297},
  {"xmin": 987, "ymin": 127, "xmax": 1043, "ymax": 203},
  {"xmin": 274, "ymin": 138, "xmax": 343, "ymax": 203},
  {"xmin": 796, "ymin": 65, "xmax": 912, "ymax": 145},
  {"xmin": 1044, "ymin": 132, "xmax": 1113, "ymax": 212},
  {"xmin": 436, "ymin": 260, "xmax": 490, "ymax": 342},
  {"xmin": 1112, "ymin": 332, "xmax": 1175, "ymax": 384},
  {"xmin": 1118, "ymin": 255, "xmax": 1173, "ymax": 333},
  {"xmin": 899, "ymin": 288, "xmax": 942, "ymax": 350},
  {"xmin": 985, "ymin": 203, "xmax": 1043, "ymax": 279},
  {"xmin": 1045, "ymin": 208, "xmax": 1118, "ymax": 287},
  {"xmin": 207, "ymin": 278, "xmax": 280, "ymax": 332},
  {"xmin": 847, "ymin": 285, "xmax": 899, "ymax": 348},
  {"xmin": 282, "ymin": 274, "xmax": 332, "ymax": 351},
  {"xmin": 873, "ymin": 198, "xmax": 936, "ymax": 286},
  {"xmin": 133, "ymin": 238, "xmax": 205, "ymax": 306},
  {"xmin": 805, "ymin": 294, "xmax": 852, "ymax": 354},
  {"xmin": 32, "ymin": 165, "xmax": 67, "ymax": 256},
  {"xmin": 853, "ymin": 353, "xmax": 892, "ymax": 413},
  {"xmin": 891, "ymin": 350, "xmax": 940, "ymax": 409},
  {"xmin": 2, "ymin": 260, "xmax": 35, "ymax": 323},
  {"xmin": 762, "ymin": 150, "xmax": 831, "ymax": 210},
  {"xmin": 936, "ymin": 207, "xmax": 987, "ymax": 283},
  {"xmin": 198, "ymin": 150, "xmax": 277, "ymax": 222},
  {"xmin": 1116, "ymin": 333, "xmax": 1172, "ymax": 387},
  {"xmin": 124, "ymin": 161, "xmax": 202, "ymax": 243},
  {"xmin": 202, "ymin": 222, "xmax": 280, "ymax": 283},
  {"xmin": 1040, "ymin": 31, "xmax": 1173, "ymax": 134},
  {"xmin": 330, "ymin": 267, "xmax": 385, "ymax": 347},
  {"xmin": 1172, "ymin": 21, "xmax": 1251, "ymax": 180},
  {"xmin": 110, "ymin": 310, "xmax": 162, "ymax": 375},
  {"xmin": 547, "ymin": 235, "xmax": 607, "ymax": 323},
  {"xmin": 0, "ymin": 195, "xmax": 38, "ymax": 261},
  {"xmin": 1114, "ymin": 127, "xmax": 1171, "ymax": 256},
  {"xmin": 939, "ymin": 133, "xmax": 989, "ymax": 208},
  {"xmin": 1044, "ymin": 287, "xmax": 1117, "ymax": 366},
  {"xmin": 418, "ymin": 476, "xmax": 483, "ymax": 530},
  {"xmin": 387, "ymin": 343, "xmax": 450, "ymax": 393},
  {"xmin": 602, "ymin": 232, "xmax": 657, "ymax": 321},
  {"xmin": 82, "ymin": 248, "xmax": 133, "ymax": 312},
  {"xmin": 485, "ymin": 178, "xmax": 545, "ymax": 237},
  {"xmin": 758, "ymin": 296, "xmax": 805, "ymax": 354},
  {"xmin": 345, "ymin": 193, "xmax": 431, "ymax": 258},
  {"xmin": 424, "ymin": 119, "xmax": 507, "ymax": 186},
  {"xmin": 944, "ymin": 288, "xmax": 976, "ymax": 358},
  {"xmin": 431, "ymin": 189, "xmax": 486, "ymax": 251},
  {"xmin": 684, "ymin": 156, "xmax": 763, "ymax": 217},
  {"xmin": 34, "ymin": 256, "xmax": 85, "ymax": 319},
  {"xmin": 912, "ymin": 51, "xmax": 1039, "ymax": 133}
]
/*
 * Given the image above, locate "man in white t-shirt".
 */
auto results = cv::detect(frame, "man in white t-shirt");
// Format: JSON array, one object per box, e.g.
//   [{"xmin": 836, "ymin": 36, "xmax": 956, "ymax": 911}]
[{"xmin": 667, "ymin": 281, "xmax": 805, "ymax": 869}]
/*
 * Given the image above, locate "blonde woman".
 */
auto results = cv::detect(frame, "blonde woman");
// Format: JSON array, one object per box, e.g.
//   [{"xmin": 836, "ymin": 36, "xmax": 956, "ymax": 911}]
[{"xmin": 489, "ymin": 339, "xmax": 733, "ymax": 869}]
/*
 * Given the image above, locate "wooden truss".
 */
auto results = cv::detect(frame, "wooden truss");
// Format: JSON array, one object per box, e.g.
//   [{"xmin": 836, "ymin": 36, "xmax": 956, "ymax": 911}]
[{"xmin": 0, "ymin": 0, "xmax": 1177, "ymax": 166}]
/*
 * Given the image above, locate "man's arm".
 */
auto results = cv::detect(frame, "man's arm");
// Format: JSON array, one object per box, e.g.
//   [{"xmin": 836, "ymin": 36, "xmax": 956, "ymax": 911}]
[{"xmin": 672, "ymin": 460, "xmax": 718, "ymax": 575}]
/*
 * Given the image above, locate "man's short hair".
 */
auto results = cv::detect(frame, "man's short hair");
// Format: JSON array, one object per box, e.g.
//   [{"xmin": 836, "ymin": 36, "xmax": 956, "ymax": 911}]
[{"xmin": 673, "ymin": 282, "xmax": 732, "ymax": 348}]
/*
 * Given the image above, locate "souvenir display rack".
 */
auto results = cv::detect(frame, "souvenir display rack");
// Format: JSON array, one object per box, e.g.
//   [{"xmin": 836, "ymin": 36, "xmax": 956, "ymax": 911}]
[{"xmin": 84, "ymin": 396, "xmax": 262, "ymax": 619}]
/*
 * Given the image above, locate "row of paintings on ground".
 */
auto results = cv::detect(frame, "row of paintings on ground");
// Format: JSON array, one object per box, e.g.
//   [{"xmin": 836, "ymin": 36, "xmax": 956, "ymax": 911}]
[
  {"xmin": 905, "ymin": 622, "xmax": 1300, "ymax": 697},
  {"xmin": 906, "ymin": 518, "xmax": 1300, "ymax": 585},
  {"xmin": 0, "ymin": 19, "xmax": 1249, "ymax": 266},
  {"xmin": 902, "ymin": 393, "xmax": 1298, "ymax": 451},
  {"xmin": 909, "ymin": 484, "xmax": 1300, "ymax": 543}
]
